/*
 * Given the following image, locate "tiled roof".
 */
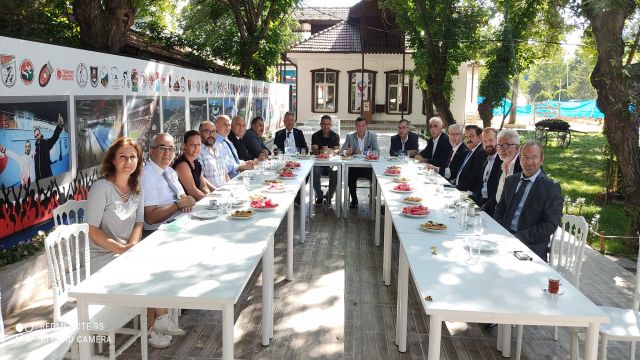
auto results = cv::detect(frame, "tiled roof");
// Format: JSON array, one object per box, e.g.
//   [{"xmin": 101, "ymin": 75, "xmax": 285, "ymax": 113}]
[
  {"xmin": 289, "ymin": 21, "xmax": 361, "ymax": 53},
  {"xmin": 293, "ymin": 7, "xmax": 350, "ymax": 22}
]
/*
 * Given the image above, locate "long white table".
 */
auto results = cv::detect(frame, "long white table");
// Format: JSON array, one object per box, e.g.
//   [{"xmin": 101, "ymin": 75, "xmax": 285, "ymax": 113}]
[
  {"xmin": 69, "ymin": 160, "xmax": 313, "ymax": 360},
  {"xmin": 370, "ymin": 161, "xmax": 608, "ymax": 360}
]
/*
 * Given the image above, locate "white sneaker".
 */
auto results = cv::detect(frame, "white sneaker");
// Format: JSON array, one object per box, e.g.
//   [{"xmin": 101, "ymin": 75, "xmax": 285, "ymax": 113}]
[
  {"xmin": 148, "ymin": 329, "xmax": 172, "ymax": 349},
  {"xmin": 153, "ymin": 314, "xmax": 185, "ymax": 336}
]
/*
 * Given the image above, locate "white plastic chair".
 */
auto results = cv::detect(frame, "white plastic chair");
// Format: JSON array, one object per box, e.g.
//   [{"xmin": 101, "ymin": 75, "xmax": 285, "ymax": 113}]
[
  {"xmin": 515, "ymin": 214, "xmax": 589, "ymax": 360},
  {"xmin": 597, "ymin": 233, "xmax": 640, "ymax": 360},
  {"xmin": 52, "ymin": 200, "xmax": 87, "ymax": 227},
  {"xmin": 0, "ymin": 291, "xmax": 76, "ymax": 360},
  {"xmin": 45, "ymin": 223, "xmax": 147, "ymax": 359}
]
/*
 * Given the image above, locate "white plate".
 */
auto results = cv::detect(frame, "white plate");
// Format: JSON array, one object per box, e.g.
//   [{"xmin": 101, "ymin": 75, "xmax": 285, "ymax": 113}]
[
  {"xmin": 192, "ymin": 210, "xmax": 219, "ymax": 220},
  {"xmin": 386, "ymin": 157, "xmax": 399, "ymax": 161},
  {"xmin": 390, "ymin": 188, "xmax": 413, "ymax": 193},
  {"xmin": 393, "ymin": 178, "xmax": 410, "ymax": 183},
  {"xmin": 251, "ymin": 205, "xmax": 279, "ymax": 211},
  {"xmin": 402, "ymin": 198, "xmax": 423, "ymax": 204},
  {"xmin": 264, "ymin": 188, "xmax": 286, "ymax": 193},
  {"xmin": 384, "ymin": 172, "xmax": 401, "ymax": 176},
  {"xmin": 363, "ymin": 159, "xmax": 379, "ymax": 162},
  {"xmin": 464, "ymin": 239, "xmax": 498, "ymax": 252},
  {"xmin": 418, "ymin": 224, "xmax": 448, "ymax": 232},
  {"xmin": 400, "ymin": 212, "xmax": 429, "ymax": 218},
  {"xmin": 279, "ymin": 175, "xmax": 297, "ymax": 180},
  {"xmin": 229, "ymin": 212, "xmax": 255, "ymax": 220}
]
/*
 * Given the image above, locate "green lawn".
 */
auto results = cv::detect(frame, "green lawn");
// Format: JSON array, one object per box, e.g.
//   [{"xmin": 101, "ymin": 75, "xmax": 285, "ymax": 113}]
[{"xmin": 540, "ymin": 132, "xmax": 631, "ymax": 256}]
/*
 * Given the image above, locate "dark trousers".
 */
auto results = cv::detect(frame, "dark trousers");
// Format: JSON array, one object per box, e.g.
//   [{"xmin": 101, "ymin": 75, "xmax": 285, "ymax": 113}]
[{"xmin": 348, "ymin": 167, "xmax": 372, "ymax": 203}]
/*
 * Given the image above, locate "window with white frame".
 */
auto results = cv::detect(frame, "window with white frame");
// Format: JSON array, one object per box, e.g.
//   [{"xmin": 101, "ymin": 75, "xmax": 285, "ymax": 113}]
[
  {"xmin": 347, "ymin": 70, "xmax": 376, "ymax": 113},
  {"xmin": 386, "ymin": 71, "xmax": 412, "ymax": 114},
  {"xmin": 311, "ymin": 69, "xmax": 339, "ymax": 113}
]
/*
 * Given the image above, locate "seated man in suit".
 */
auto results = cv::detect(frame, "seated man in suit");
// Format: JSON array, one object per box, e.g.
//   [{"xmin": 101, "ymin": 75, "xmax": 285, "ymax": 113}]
[
  {"xmin": 274, "ymin": 111, "xmax": 309, "ymax": 155},
  {"xmin": 228, "ymin": 115, "xmax": 257, "ymax": 162},
  {"xmin": 495, "ymin": 128, "xmax": 522, "ymax": 204},
  {"xmin": 473, "ymin": 127, "xmax": 503, "ymax": 216},
  {"xmin": 311, "ymin": 115, "xmax": 340, "ymax": 205},
  {"xmin": 425, "ymin": 124, "xmax": 468, "ymax": 182},
  {"xmin": 455, "ymin": 125, "xmax": 486, "ymax": 194},
  {"xmin": 415, "ymin": 116, "xmax": 452, "ymax": 168},
  {"xmin": 213, "ymin": 115, "xmax": 254, "ymax": 178},
  {"xmin": 389, "ymin": 119, "xmax": 419, "ymax": 157},
  {"xmin": 341, "ymin": 116, "xmax": 379, "ymax": 208},
  {"xmin": 243, "ymin": 116, "xmax": 271, "ymax": 160},
  {"xmin": 494, "ymin": 140, "xmax": 562, "ymax": 261}
]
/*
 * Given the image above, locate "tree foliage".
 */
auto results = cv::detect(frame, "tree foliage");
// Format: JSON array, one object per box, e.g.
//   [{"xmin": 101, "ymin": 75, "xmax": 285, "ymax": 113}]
[
  {"xmin": 180, "ymin": 0, "xmax": 300, "ymax": 80},
  {"xmin": 0, "ymin": 0, "xmax": 79, "ymax": 46},
  {"xmin": 381, "ymin": 0, "xmax": 487, "ymax": 126}
]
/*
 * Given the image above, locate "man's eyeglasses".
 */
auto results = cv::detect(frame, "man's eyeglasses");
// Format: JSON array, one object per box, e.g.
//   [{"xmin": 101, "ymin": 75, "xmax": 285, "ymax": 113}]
[
  {"xmin": 496, "ymin": 143, "xmax": 517, "ymax": 150},
  {"xmin": 398, "ymin": 126, "xmax": 408, "ymax": 130},
  {"xmin": 152, "ymin": 145, "xmax": 175, "ymax": 153},
  {"xmin": 200, "ymin": 129, "xmax": 214, "ymax": 134}
]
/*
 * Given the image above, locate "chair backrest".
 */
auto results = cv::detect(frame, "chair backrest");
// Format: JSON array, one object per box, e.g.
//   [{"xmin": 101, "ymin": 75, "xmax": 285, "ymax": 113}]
[
  {"xmin": 550, "ymin": 214, "xmax": 588, "ymax": 288},
  {"xmin": 52, "ymin": 200, "xmax": 87, "ymax": 227},
  {"xmin": 44, "ymin": 223, "xmax": 90, "ymax": 324}
]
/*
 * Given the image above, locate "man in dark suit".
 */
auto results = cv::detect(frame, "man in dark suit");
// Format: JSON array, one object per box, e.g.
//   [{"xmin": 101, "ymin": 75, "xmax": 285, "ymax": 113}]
[
  {"xmin": 455, "ymin": 125, "xmax": 486, "ymax": 195},
  {"xmin": 415, "ymin": 117, "xmax": 452, "ymax": 168},
  {"xmin": 495, "ymin": 128, "xmax": 522, "ymax": 202},
  {"xmin": 494, "ymin": 140, "xmax": 563, "ymax": 261},
  {"xmin": 228, "ymin": 115, "xmax": 254, "ymax": 162},
  {"xmin": 243, "ymin": 116, "xmax": 271, "ymax": 160},
  {"xmin": 425, "ymin": 124, "xmax": 468, "ymax": 182},
  {"xmin": 474, "ymin": 127, "xmax": 503, "ymax": 216},
  {"xmin": 34, "ymin": 113, "xmax": 64, "ymax": 180},
  {"xmin": 273, "ymin": 111, "xmax": 309, "ymax": 155},
  {"xmin": 389, "ymin": 119, "xmax": 419, "ymax": 157}
]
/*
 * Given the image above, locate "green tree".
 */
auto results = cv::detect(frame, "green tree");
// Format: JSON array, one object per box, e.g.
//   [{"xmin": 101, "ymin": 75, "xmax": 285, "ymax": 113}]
[
  {"xmin": 0, "ymin": 0, "xmax": 79, "ymax": 45},
  {"xmin": 181, "ymin": 0, "xmax": 299, "ymax": 80},
  {"xmin": 381, "ymin": 0, "xmax": 486, "ymax": 126},
  {"xmin": 568, "ymin": 46, "xmax": 597, "ymax": 100}
]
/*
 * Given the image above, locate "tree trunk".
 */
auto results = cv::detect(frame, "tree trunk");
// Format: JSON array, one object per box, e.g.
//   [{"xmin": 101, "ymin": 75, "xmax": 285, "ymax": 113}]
[
  {"xmin": 430, "ymin": 90, "xmax": 455, "ymax": 127},
  {"xmin": 422, "ymin": 89, "xmax": 435, "ymax": 125},
  {"xmin": 478, "ymin": 100, "xmax": 494, "ymax": 128},
  {"xmin": 508, "ymin": 76, "xmax": 519, "ymax": 125},
  {"xmin": 587, "ymin": 0, "xmax": 640, "ymax": 237},
  {"xmin": 73, "ymin": 0, "xmax": 136, "ymax": 52}
]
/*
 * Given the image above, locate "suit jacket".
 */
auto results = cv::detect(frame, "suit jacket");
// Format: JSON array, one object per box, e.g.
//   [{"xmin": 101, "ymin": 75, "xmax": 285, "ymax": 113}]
[
  {"xmin": 340, "ymin": 131, "xmax": 379, "ymax": 154},
  {"xmin": 419, "ymin": 133, "xmax": 452, "ymax": 168},
  {"xmin": 274, "ymin": 128, "xmax": 309, "ymax": 153},
  {"xmin": 494, "ymin": 172, "xmax": 563, "ymax": 260},
  {"xmin": 485, "ymin": 153, "xmax": 523, "ymax": 216},
  {"xmin": 228, "ymin": 132, "xmax": 252, "ymax": 161},
  {"xmin": 512, "ymin": 154, "xmax": 523, "ymax": 175},
  {"xmin": 475, "ymin": 154, "xmax": 503, "ymax": 216},
  {"xmin": 455, "ymin": 144, "xmax": 487, "ymax": 194},
  {"xmin": 440, "ymin": 143, "xmax": 469, "ymax": 180},
  {"xmin": 243, "ymin": 128, "xmax": 271, "ymax": 159},
  {"xmin": 389, "ymin": 132, "xmax": 420, "ymax": 156}
]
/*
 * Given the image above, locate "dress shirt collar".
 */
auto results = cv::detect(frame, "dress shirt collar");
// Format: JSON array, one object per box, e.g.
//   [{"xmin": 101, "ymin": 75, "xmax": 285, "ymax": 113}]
[
  {"xmin": 147, "ymin": 159, "xmax": 166, "ymax": 176},
  {"xmin": 452, "ymin": 142, "xmax": 462, "ymax": 153},
  {"xmin": 520, "ymin": 168, "xmax": 541, "ymax": 183}
]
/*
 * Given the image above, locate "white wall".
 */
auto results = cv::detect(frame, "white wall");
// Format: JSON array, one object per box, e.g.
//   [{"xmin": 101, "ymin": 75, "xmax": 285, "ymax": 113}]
[{"xmin": 288, "ymin": 52, "xmax": 470, "ymax": 126}]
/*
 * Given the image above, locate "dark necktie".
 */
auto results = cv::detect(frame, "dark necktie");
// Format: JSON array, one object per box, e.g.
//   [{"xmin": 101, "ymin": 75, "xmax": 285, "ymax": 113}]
[
  {"xmin": 224, "ymin": 139, "xmax": 240, "ymax": 163},
  {"xmin": 446, "ymin": 150, "xmax": 453, "ymax": 167},
  {"xmin": 505, "ymin": 178, "xmax": 530, "ymax": 229},
  {"xmin": 162, "ymin": 171, "xmax": 180, "ymax": 200}
]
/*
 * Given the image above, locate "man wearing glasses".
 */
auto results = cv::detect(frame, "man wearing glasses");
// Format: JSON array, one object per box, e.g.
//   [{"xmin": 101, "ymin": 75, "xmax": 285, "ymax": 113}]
[
  {"xmin": 141, "ymin": 133, "xmax": 196, "ymax": 235},
  {"xmin": 495, "ymin": 129, "xmax": 522, "ymax": 203},
  {"xmin": 425, "ymin": 124, "xmax": 468, "ymax": 182},
  {"xmin": 197, "ymin": 121, "xmax": 229, "ymax": 189},
  {"xmin": 415, "ymin": 116, "xmax": 452, "ymax": 167},
  {"xmin": 389, "ymin": 119, "xmax": 419, "ymax": 157}
]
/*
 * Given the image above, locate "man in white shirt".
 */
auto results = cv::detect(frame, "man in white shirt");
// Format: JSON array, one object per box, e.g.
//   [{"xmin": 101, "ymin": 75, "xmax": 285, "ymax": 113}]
[
  {"xmin": 213, "ymin": 115, "xmax": 254, "ymax": 178},
  {"xmin": 425, "ymin": 124, "xmax": 469, "ymax": 181},
  {"xmin": 415, "ymin": 116, "xmax": 452, "ymax": 167},
  {"xmin": 0, "ymin": 141, "xmax": 35, "ymax": 186},
  {"xmin": 495, "ymin": 129, "xmax": 522, "ymax": 203},
  {"xmin": 142, "ymin": 133, "xmax": 195, "ymax": 233},
  {"xmin": 197, "ymin": 120, "xmax": 229, "ymax": 189}
]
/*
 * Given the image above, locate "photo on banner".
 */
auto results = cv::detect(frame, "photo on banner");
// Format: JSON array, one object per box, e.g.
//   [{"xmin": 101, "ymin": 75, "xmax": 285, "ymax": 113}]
[
  {"xmin": 0, "ymin": 100, "xmax": 70, "ymax": 189},
  {"xmin": 162, "ymin": 97, "xmax": 186, "ymax": 151},
  {"xmin": 126, "ymin": 97, "xmax": 160, "ymax": 157},
  {"xmin": 237, "ymin": 98, "xmax": 248, "ymax": 120},
  {"xmin": 189, "ymin": 99, "xmax": 207, "ymax": 131},
  {"xmin": 75, "ymin": 98, "xmax": 123, "ymax": 171},
  {"xmin": 223, "ymin": 98, "xmax": 237, "ymax": 117},
  {"xmin": 208, "ymin": 98, "xmax": 223, "ymax": 120}
]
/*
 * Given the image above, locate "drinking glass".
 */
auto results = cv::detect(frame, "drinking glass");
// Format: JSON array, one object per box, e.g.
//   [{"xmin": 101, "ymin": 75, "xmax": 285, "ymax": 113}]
[
  {"xmin": 243, "ymin": 172, "xmax": 251, "ymax": 190},
  {"xmin": 457, "ymin": 204, "xmax": 468, "ymax": 231},
  {"xmin": 300, "ymin": 148, "xmax": 308, "ymax": 156},
  {"xmin": 473, "ymin": 216, "xmax": 485, "ymax": 237},
  {"xmin": 467, "ymin": 238, "xmax": 481, "ymax": 264}
]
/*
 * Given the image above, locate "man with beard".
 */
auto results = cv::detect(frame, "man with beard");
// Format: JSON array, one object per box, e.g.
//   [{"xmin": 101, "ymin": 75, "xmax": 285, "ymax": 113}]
[
  {"xmin": 455, "ymin": 125, "xmax": 486, "ymax": 195},
  {"xmin": 473, "ymin": 127, "xmax": 503, "ymax": 216},
  {"xmin": 243, "ymin": 116, "xmax": 270, "ymax": 160},
  {"xmin": 34, "ymin": 113, "xmax": 64, "ymax": 180},
  {"xmin": 0, "ymin": 141, "xmax": 36, "ymax": 186},
  {"xmin": 197, "ymin": 121, "xmax": 229, "ymax": 189}
]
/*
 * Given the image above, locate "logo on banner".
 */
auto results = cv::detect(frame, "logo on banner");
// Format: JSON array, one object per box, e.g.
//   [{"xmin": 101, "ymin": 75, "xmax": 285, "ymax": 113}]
[
  {"xmin": 140, "ymin": 72, "xmax": 147, "ymax": 90},
  {"xmin": 131, "ymin": 69, "xmax": 138, "ymax": 92},
  {"xmin": 110, "ymin": 67, "xmax": 119, "ymax": 89},
  {"xmin": 38, "ymin": 61, "xmax": 53, "ymax": 87},
  {"xmin": 196, "ymin": 80, "xmax": 200, "ymax": 93},
  {"xmin": 121, "ymin": 70, "xmax": 130, "ymax": 88},
  {"xmin": 55, "ymin": 68, "xmax": 75, "ymax": 81},
  {"xmin": 76, "ymin": 63, "xmax": 88, "ymax": 88},
  {"xmin": 90, "ymin": 66, "xmax": 99, "ymax": 87},
  {"xmin": 187, "ymin": 79, "xmax": 191, "ymax": 92},
  {"xmin": 99, "ymin": 66, "xmax": 108, "ymax": 88},
  {"xmin": 172, "ymin": 79, "xmax": 180, "ymax": 92},
  {"xmin": 204, "ymin": 80, "xmax": 209, "ymax": 93},
  {"xmin": 180, "ymin": 76, "xmax": 185, "ymax": 92},
  {"xmin": 1, "ymin": 55, "xmax": 17, "ymax": 87},
  {"xmin": 20, "ymin": 59, "xmax": 34, "ymax": 86}
]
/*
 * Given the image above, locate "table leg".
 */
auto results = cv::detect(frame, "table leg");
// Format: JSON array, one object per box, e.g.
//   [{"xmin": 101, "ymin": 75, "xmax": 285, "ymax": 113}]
[
  {"xmin": 222, "ymin": 303, "xmax": 234, "ymax": 360},
  {"xmin": 497, "ymin": 324, "xmax": 503, "ymax": 351},
  {"xmin": 342, "ymin": 164, "xmax": 349, "ymax": 218},
  {"xmin": 140, "ymin": 309, "xmax": 148, "ymax": 360},
  {"xmin": 77, "ymin": 298, "xmax": 91, "ymax": 359},
  {"xmin": 374, "ymin": 184, "xmax": 381, "ymax": 246},
  {"xmin": 428, "ymin": 315, "xmax": 443, "ymax": 360},
  {"xmin": 309, "ymin": 166, "xmax": 314, "ymax": 218},
  {"xmin": 287, "ymin": 203, "xmax": 294, "ymax": 280},
  {"xmin": 584, "ymin": 322, "xmax": 599, "ymax": 360},
  {"xmin": 262, "ymin": 236, "xmax": 274, "ymax": 345},
  {"xmin": 336, "ymin": 164, "xmax": 342, "ymax": 218},
  {"xmin": 396, "ymin": 244, "xmax": 409, "ymax": 351},
  {"xmin": 501, "ymin": 324, "xmax": 511, "ymax": 357},
  {"xmin": 383, "ymin": 205, "xmax": 392, "ymax": 285},
  {"xmin": 370, "ymin": 175, "xmax": 377, "ymax": 220},
  {"xmin": 299, "ymin": 180, "xmax": 306, "ymax": 244}
]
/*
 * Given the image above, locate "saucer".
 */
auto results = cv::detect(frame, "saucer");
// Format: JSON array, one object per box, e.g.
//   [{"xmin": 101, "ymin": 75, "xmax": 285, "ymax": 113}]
[{"xmin": 542, "ymin": 288, "xmax": 565, "ymax": 296}]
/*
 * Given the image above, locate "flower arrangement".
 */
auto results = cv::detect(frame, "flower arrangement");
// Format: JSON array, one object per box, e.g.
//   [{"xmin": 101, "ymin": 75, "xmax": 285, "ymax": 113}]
[{"xmin": 0, "ymin": 230, "xmax": 48, "ymax": 269}]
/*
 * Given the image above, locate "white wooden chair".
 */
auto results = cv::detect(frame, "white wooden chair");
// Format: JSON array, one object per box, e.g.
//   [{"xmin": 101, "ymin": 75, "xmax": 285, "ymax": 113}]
[
  {"xmin": 597, "ymin": 233, "xmax": 640, "ymax": 360},
  {"xmin": 0, "ymin": 291, "xmax": 76, "ymax": 360},
  {"xmin": 52, "ymin": 200, "xmax": 87, "ymax": 227},
  {"xmin": 45, "ymin": 223, "xmax": 148, "ymax": 359},
  {"xmin": 515, "ymin": 214, "xmax": 589, "ymax": 360}
]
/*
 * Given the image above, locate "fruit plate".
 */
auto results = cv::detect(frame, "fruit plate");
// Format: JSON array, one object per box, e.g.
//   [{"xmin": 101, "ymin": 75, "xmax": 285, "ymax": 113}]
[
  {"xmin": 401, "ymin": 212, "xmax": 429, "ymax": 218},
  {"xmin": 251, "ymin": 205, "xmax": 278, "ymax": 211},
  {"xmin": 390, "ymin": 188, "xmax": 413, "ymax": 193}
]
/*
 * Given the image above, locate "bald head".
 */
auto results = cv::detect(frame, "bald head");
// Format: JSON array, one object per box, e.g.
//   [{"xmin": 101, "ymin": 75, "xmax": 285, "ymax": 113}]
[{"xmin": 215, "ymin": 115, "xmax": 232, "ymax": 137}]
